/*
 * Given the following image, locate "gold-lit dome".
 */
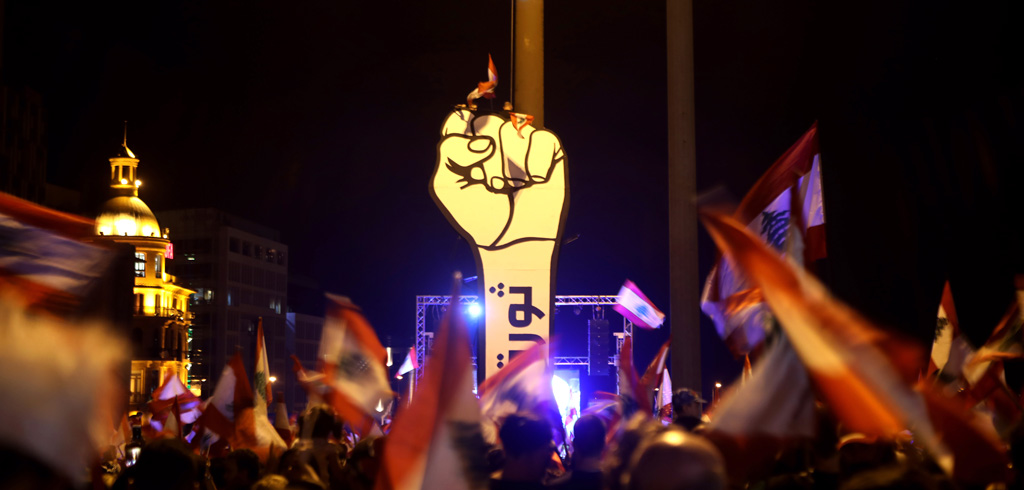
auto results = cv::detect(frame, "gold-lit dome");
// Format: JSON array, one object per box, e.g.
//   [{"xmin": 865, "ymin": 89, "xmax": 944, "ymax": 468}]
[{"xmin": 96, "ymin": 196, "xmax": 161, "ymax": 237}]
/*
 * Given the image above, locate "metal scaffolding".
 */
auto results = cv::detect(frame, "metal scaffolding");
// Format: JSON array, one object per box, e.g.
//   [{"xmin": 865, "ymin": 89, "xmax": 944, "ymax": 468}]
[{"xmin": 414, "ymin": 295, "xmax": 634, "ymax": 392}]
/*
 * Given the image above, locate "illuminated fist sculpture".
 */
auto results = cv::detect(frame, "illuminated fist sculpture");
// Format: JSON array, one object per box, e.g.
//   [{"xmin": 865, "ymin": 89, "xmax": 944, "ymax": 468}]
[{"xmin": 430, "ymin": 109, "xmax": 569, "ymax": 380}]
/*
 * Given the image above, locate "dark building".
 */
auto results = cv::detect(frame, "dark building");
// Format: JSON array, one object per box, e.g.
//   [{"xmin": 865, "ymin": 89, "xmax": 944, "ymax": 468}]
[{"xmin": 157, "ymin": 209, "xmax": 294, "ymax": 410}]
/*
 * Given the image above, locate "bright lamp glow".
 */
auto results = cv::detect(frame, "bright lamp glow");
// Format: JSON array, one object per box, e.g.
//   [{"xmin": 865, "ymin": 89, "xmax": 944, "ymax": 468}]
[
  {"xmin": 269, "ymin": 376, "xmax": 277, "ymax": 383},
  {"xmin": 467, "ymin": 303, "xmax": 482, "ymax": 318},
  {"xmin": 120, "ymin": 178, "xmax": 128, "ymax": 185},
  {"xmin": 135, "ymin": 180, "xmax": 142, "ymax": 187}
]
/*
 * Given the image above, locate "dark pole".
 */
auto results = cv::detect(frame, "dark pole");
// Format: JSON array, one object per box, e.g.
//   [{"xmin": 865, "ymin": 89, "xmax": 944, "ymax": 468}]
[
  {"xmin": 513, "ymin": 0, "xmax": 544, "ymax": 128},
  {"xmin": 667, "ymin": 0, "xmax": 700, "ymax": 393}
]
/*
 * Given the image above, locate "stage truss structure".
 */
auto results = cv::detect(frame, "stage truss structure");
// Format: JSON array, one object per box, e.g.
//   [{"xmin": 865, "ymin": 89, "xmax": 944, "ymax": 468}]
[{"xmin": 414, "ymin": 295, "xmax": 634, "ymax": 393}]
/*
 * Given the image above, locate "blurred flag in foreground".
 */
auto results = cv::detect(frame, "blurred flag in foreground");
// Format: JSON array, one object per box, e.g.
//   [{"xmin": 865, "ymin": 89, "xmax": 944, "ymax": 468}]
[
  {"xmin": 466, "ymin": 54, "xmax": 498, "ymax": 108},
  {"xmin": 700, "ymin": 124, "xmax": 823, "ymax": 356},
  {"xmin": 614, "ymin": 280, "xmax": 664, "ymax": 329},
  {"xmin": 700, "ymin": 210, "xmax": 1009, "ymax": 486},
  {"xmin": 0, "ymin": 192, "xmax": 111, "ymax": 314},
  {"xmin": 376, "ymin": 273, "xmax": 488, "ymax": 490},
  {"xmin": 479, "ymin": 341, "xmax": 560, "ymax": 446},
  {"xmin": 319, "ymin": 294, "xmax": 392, "ymax": 435},
  {"xmin": 252, "ymin": 319, "xmax": 287, "ymax": 455},
  {"xmin": 0, "ymin": 295, "xmax": 125, "ymax": 479}
]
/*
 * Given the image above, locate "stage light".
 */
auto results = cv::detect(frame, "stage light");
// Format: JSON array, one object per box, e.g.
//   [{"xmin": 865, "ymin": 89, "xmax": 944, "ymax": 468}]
[
  {"xmin": 467, "ymin": 303, "xmax": 482, "ymax": 318},
  {"xmin": 269, "ymin": 376, "xmax": 277, "ymax": 383}
]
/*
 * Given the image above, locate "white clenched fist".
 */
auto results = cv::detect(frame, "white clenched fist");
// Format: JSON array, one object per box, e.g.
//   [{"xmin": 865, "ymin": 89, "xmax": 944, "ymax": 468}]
[{"xmin": 430, "ymin": 109, "xmax": 568, "ymax": 250}]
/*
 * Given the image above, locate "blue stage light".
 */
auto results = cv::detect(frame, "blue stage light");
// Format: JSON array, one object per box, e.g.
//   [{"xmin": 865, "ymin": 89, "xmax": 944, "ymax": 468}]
[{"xmin": 467, "ymin": 303, "xmax": 482, "ymax": 318}]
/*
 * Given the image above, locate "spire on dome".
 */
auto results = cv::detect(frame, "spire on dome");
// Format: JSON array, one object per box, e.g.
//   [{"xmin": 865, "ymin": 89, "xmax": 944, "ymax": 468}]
[{"xmin": 122, "ymin": 121, "xmax": 136, "ymax": 159}]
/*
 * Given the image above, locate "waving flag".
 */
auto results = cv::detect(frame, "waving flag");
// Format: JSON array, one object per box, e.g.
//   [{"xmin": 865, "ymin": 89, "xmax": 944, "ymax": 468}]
[
  {"xmin": 376, "ymin": 274, "xmax": 488, "ymax": 490},
  {"xmin": 509, "ymin": 112, "xmax": 534, "ymax": 139},
  {"xmin": 200, "ymin": 353, "xmax": 257, "ymax": 451},
  {"xmin": 466, "ymin": 54, "xmax": 498, "ymax": 108},
  {"xmin": 252, "ymin": 318, "xmax": 287, "ymax": 455},
  {"xmin": 478, "ymin": 341, "xmax": 560, "ymax": 446},
  {"xmin": 700, "ymin": 210, "xmax": 1010, "ymax": 484},
  {"xmin": 700, "ymin": 124, "xmax": 823, "ymax": 356},
  {"xmin": 395, "ymin": 347, "xmax": 419, "ymax": 378},
  {"xmin": 291, "ymin": 355, "xmax": 327, "ymax": 405},
  {"xmin": 614, "ymin": 280, "xmax": 665, "ymax": 330},
  {"xmin": 0, "ymin": 192, "xmax": 111, "ymax": 314},
  {"xmin": 319, "ymin": 294, "xmax": 392, "ymax": 435},
  {"xmin": 148, "ymin": 371, "xmax": 202, "ymax": 424},
  {"xmin": 617, "ymin": 337, "xmax": 648, "ymax": 416}
]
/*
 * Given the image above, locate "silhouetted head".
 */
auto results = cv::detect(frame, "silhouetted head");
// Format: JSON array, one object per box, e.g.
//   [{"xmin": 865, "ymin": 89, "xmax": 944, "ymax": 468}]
[
  {"xmin": 573, "ymin": 414, "xmax": 607, "ymax": 460},
  {"xmin": 626, "ymin": 427, "xmax": 725, "ymax": 490},
  {"xmin": 499, "ymin": 412, "xmax": 555, "ymax": 482}
]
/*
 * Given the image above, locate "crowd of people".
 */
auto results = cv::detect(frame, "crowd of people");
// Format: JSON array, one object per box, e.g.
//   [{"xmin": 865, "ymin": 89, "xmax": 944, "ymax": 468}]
[{"xmin": 6, "ymin": 381, "xmax": 1016, "ymax": 490}]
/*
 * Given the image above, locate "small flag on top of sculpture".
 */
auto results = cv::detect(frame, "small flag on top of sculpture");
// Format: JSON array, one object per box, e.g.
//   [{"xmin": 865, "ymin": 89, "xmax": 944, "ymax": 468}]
[
  {"xmin": 614, "ymin": 280, "xmax": 664, "ymax": 329},
  {"xmin": 319, "ymin": 293, "xmax": 393, "ymax": 435},
  {"xmin": 466, "ymin": 54, "xmax": 498, "ymax": 108},
  {"xmin": 509, "ymin": 112, "xmax": 535, "ymax": 139},
  {"xmin": 395, "ymin": 347, "xmax": 419, "ymax": 379}
]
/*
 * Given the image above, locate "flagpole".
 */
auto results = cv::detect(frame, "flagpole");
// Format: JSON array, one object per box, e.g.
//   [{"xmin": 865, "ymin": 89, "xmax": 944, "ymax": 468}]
[
  {"xmin": 667, "ymin": 0, "xmax": 701, "ymax": 393},
  {"xmin": 514, "ymin": 0, "xmax": 543, "ymax": 128}
]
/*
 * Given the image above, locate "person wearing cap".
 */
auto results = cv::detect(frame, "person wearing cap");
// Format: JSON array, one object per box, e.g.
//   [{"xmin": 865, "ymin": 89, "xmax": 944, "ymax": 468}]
[{"xmin": 670, "ymin": 388, "xmax": 706, "ymax": 431}]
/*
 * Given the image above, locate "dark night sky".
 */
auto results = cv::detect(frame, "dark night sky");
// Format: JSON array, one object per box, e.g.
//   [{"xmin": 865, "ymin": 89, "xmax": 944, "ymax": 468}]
[{"xmin": 6, "ymin": 0, "xmax": 947, "ymax": 393}]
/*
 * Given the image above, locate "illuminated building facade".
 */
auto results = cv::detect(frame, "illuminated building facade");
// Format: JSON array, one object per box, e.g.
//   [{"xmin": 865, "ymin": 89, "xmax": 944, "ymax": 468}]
[
  {"xmin": 156, "ymin": 209, "xmax": 294, "ymax": 410},
  {"xmin": 90, "ymin": 141, "xmax": 195, "ymax": 412}
]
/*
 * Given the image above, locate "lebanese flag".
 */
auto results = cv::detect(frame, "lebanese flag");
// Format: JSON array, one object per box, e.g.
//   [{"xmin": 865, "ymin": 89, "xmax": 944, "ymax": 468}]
[
  {"xmin": 929, "ymin": 282, "xmax": 974, "ymax": 380},
  {"xmin": 509, "ymin": 112, "xmax": 535, "ymax": 139},
  {"xmin": 252, "ymin": 319, "xmax": 287, "ymax": 456},
  {"xmin": 109, "ymin": 414, "xmax": 132, "ymax": 457},
  {"xmin": 199, "ymin": 353, "xmax": 257, "ymax": 451},
  {"xmin": 375, "ymin": 275, "xmax": 488, "ymax": 490},
  {"xmin": 318, "ymin": 294, "xmax": 393, "ymax": 435},
  {"xmin": 149, "ymin": 371, "xmax": 201, "ymax": 424},
  {"xmin": 705, "ymin": 336, "xmax": 816, "ymax": 484},
  {"xmin": 395, "ymin": 347, "xmax": 419, "ymax": 379},
  {"xmin": 478, "ymin": 341, "xmax": 561, "ymax": 446},
  {"xmin": 291, "ymin": 355, "xmax": 327, "ymax": 405},
  {"xmin": 466, "ymin": 54, "xmax": 498, "ymax": 107},
  {"xmin": 0, "ymin": 192, "xmax": 111, "ymax": 315},
  {"xmin": 701, "ymin": 210, "xmax": 1010, "ymax": 485},
  {"xmin": 639, "ymin": 339, "xmax": 670, "ymax": 409},
  {"xmin": 614, "ymin": 280, "xmax": 665, "ymax": 330},
  {"xmin": 254, "ymin": 318, "xmax": 272, "ymax": 411},
  {"xmin": 700, "ymin": 123, "xmax": 823, "ymax": 357},
  {"xmin": 617, "ymin": 337, "xmax": 649, "ymax": 417}
]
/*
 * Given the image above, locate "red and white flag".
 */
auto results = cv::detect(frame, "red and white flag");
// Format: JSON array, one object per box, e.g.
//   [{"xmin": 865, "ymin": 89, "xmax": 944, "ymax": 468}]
[
  {"xmin": 252, "ymin": 319, "xmax": 287, "ymax": 456},
  {"xmin": 639, "ymin": 339, "xmax": 670, "ymax": 408},
  {"xmin": 200, "ymin": 353, "xmax": 257, "ymax": 451},
  {"xmin": 700, "ymin": 124, "xmax": 824, "ymax": 356},
  {"xmin": 0, "ymin": 192, "xmax": 111, "ymax": 314},
  {"xmin": 291, "ymin": 355, "xmax": 328, "ymax": 405},
  {"xmin": 700, "ymin": 210, "xmax": 1010, "ymax": 485},
  {"xmin": 614, "ymin": 280, "xmax": 665, "ymax": 330},
  {"xmin": 149, "ymin": 371, "xmax": 202, "ymax": 425},
  {"xmin": 466, "ymin": 54, "xmax": 498, "ymax": 108},
  {"xmin": 375, "ymin": 275, "xmax": 488, "ymax": 490},
  {"xmin": 509, "ymin": 112, "xmax": 534, "ymax": 139},
  {"xmin": 617, "ymin": 337, "xmax": 649, "ymax": 416},
  {"xmin": 319, "ymin": 294, "xmax": 392, "ymax": 435},
  {"xmin": 478, "ymin": 341, "xmax": 560, "ymax": 445},
  {"xmin": 395, "ymin": 347, "xmax": 419, "ymax": 379}
]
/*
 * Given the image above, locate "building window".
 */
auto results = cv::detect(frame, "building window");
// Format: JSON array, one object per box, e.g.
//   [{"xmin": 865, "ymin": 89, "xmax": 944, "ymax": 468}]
[
  {"xmin": 242, "ymin": 241, "xmax": 251, "ymax": 257},
  {"xmin": 266, "ymin": 249, "xmax": 275, "ymax": 263},
  {"xmin": 229, "ymin": 237, "xmax": 240, "ymax": 253},
  {"xmin": 277, "ymin": 252, "xmax": 286, "ymax": 266},
  {"xmin": 154, "ymin": 254, "xmax": 162, "ymax": 276},
  {"xmin": 135, "ymin": 294, "xmax": 144, "ymax": 314},
  {"xmin": 134, "ymin": 252, "xmax": 146, "ymax": 277},
  {"xmin": 254, "ymin": 245, "xmax": 263, "ymax": 260}
]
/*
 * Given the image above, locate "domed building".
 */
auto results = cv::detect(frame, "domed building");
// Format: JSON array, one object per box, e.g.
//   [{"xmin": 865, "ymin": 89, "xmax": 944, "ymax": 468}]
[{"xmin": 90, "ymin": 136, "xmax": 196, "ymax": 411}]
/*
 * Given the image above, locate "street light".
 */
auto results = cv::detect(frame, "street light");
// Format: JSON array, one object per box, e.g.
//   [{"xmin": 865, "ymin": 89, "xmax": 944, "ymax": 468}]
[{"xmin": 269, "ymin": 376, "xmax": 277, "ymax": 383}]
